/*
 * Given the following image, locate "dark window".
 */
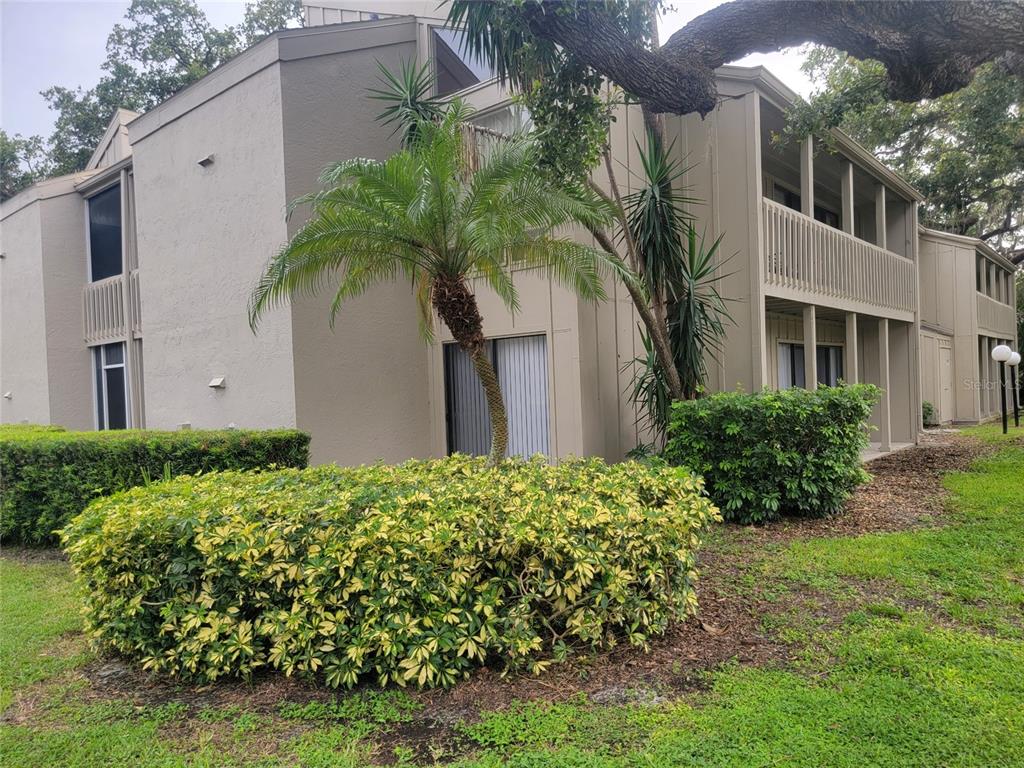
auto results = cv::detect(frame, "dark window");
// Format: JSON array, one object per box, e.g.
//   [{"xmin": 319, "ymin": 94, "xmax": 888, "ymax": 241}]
[
  {"xmin": 772, "ymin": 185, "xmax": 801, "ymax": 212},
  {"xmin": 432, "ymin": 28, "xmax": 493, "ymax": 97},
  {"xmin": 779, "ymin": 342, "xmax": 844, "ymax": 389},
  {"xmin": 94, "ymin": 342, "xmax": 128, "ymax": 430},
  {"xmin": 813, "ymin": 205, "xmax": 840, "ymax": 229},
  {"xmin": 88, "ymin": 185, "xmax": 122, "ymax": 281}
]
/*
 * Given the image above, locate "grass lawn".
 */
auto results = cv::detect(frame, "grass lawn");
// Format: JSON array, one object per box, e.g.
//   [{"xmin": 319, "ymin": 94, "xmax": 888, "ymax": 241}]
[{"xmin": 2, "ymin": 426, "xmax": 1023, "ymax": 767}]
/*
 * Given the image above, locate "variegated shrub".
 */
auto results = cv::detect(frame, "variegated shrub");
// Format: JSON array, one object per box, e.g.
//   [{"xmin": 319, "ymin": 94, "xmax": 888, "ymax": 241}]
[{"xmin": 61, "ymin": 456, "xmax": 719, "ymax": 688}]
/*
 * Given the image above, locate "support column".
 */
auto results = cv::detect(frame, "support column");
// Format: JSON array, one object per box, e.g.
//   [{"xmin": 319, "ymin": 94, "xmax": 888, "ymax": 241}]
[
  {"xmin": 875, "ymin": 184, "xmax": 887, "ymax": 250},
  {"xmin": 803, "ymin": 305, "xmax": 818, "ymax": 390},
  {"xmin": 841, "ymin": 161, "xmax": 855, "ymax": 235},
  {"xmin": 800, "ymin": 136, "xmax": 814, "ymax": 218},
  {"xmin": 878, "ymin": 317, "xmax": 891, "ymax": 451},
  {"xmin": 845, "ymin": 312, "xmax": 858, "ymax": 383}
]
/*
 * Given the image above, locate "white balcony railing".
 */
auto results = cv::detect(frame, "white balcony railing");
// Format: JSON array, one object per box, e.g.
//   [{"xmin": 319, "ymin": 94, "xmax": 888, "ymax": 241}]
[
  {"xmin": 762, "ymin": 198, "xmax": 916, "ymax": 316},
  {"xmin": 83, "ymin": 270, "xmax": 142, "ymax": 345}
]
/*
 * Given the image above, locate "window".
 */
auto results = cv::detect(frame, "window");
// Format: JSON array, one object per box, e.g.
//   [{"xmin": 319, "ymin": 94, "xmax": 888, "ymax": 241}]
[
  {"xmin": 93, "ymin": 342, "xmax": 128, "ymax": 430},
  {"xmin": 432, "ymin": 28, "xmax": 494, "ymax": 97},
  {"xmin": 778, "ymin": 342, "xmax": 844, "ymax": 389},
  {"xmin": 444, "ymin": 335, "xmax": 549, "ymax": 457},
  {"xmin": 88, "ymin": 185, "xmax": 122, "ymax": 281}
]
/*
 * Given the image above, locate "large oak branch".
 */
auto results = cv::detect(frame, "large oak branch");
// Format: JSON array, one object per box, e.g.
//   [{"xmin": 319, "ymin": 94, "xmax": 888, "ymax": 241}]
[{"xmin": 521, "ymin": 0, "xmax": 1024, "ymax": 116}]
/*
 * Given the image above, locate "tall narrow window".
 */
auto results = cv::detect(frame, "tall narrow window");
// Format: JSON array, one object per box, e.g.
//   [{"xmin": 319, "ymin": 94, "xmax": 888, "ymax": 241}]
[
  {"xmin": 444, "ymin": 335, "xmax": 549, "ymax": 457},
  {"xmin": 93, "ymin": 342, "xmax": 128, "ymax": 430},
  {"xmin": 88, "ymin": 185, "xmax": 122, "ymax": 281}
]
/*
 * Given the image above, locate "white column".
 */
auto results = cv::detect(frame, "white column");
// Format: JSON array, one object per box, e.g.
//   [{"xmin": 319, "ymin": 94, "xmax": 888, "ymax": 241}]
[
  {"xmin": 878, "ymin": 317, "xmax": 891, "ymax": 451},
  {"xmin": 875, "ymin": 183, "xmax": 887, "ymax": 250},
  {"xmin": 800, "ymin": 136, "xmax": 814, "ymax": 218},
  {"xmin": 841, "ymin": 161, "xmax": 855, "ymax": 235},
  {"xmin": 119, "ymin": 167, "xmax": 136, "ymax": 428},
  {"xmin": 803, "ymin": 305, "xmax": 817, "ymax": 390},
  {"xmin": 845, "ymin": 312, "xmax": 858, "ymax": 383}
]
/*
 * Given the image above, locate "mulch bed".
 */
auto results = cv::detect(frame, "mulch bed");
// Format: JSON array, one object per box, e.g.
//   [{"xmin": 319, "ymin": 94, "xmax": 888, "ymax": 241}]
[{"xmin": 3, "ymin": 430, "xmax": 1008, "ymax": 763}]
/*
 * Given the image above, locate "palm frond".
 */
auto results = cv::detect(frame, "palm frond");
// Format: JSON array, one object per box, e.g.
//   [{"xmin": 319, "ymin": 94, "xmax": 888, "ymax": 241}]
[{"xmin": 368, "ymin": 60, "xmax": 444, "ymax": 149}]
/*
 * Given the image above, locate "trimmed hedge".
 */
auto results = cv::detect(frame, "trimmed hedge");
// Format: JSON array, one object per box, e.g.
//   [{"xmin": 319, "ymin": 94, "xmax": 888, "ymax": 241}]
[
  {"xmin": 1, "ymin": 427, "xmax": 310, "ymax": 544},
  {"xmin": 664, "ymin": 384, "xmax": 880, "ymax": 524},
  {"xmin": 61, "ymin": 456, "xmax": 719, "ymax": 688}
]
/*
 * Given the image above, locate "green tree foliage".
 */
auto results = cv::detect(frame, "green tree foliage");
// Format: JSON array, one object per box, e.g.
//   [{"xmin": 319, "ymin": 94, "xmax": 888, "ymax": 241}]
[
  {"xmin": 787, "ymin": 47, "xmax": 1024, "ymax": 262},
  {"xmin": 449, "ymin": 1, "xmax": 731, "ymax": 415},
  {"xmin": 7, "ymin": 0, "xmax": 302, "ymax": 190},
  {"xmin": 1, "ymin": 131, "xmax": 50, "ymax": 201}
]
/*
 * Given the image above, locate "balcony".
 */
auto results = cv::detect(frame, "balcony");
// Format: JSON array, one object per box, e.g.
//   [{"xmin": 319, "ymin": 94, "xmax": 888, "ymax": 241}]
[
  {"xmin": 761, "ymin": 198, "xmax": 916, "ymax": 319},
  {"xmin": 976, "ymin": 292, "xmax": 1016, "ymax": 337},
  {"xmin": 82, "ymin": 270, "xmax": 142, "ymax": 345}
]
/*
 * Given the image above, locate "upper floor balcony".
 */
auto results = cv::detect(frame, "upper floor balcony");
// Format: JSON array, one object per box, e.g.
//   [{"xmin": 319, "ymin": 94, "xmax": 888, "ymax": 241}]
[
  {"xmin": 757, "ymin": 97, "xmax": 920, "ymax": 321},
  {"xmin": 83, "ymin": 270, "xmax": 141, "ymax": 345}
]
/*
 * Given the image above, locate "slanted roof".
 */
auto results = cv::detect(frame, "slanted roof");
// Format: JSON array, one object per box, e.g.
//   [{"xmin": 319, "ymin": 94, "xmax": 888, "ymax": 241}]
[
  {"xmin": 0, "ymin": 171, "xmax": 98, "ymax": 221},
  {"xmin": 86, "ymin": 109, "xmax": 140, "ymax": 171}
]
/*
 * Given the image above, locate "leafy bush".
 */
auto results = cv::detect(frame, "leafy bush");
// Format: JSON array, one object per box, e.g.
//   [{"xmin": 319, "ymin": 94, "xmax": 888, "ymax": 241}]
[
  {"xmin": 1, "ymin": 428, "xmax": 309, "ymax": 544},
  {"xmin": 61, "ymin": 456, "xmax": 719, "ymax": 688},
  {"xmin": 664, "ymin": 385, "xmax": 880, "ymax": 524},
  {"xmin": 922, "ymin": 401, "xmax": 938, "ymax": 427}
]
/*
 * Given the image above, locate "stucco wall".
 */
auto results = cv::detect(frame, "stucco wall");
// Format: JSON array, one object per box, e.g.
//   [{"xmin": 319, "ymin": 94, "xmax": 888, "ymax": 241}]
[
  {"xmin": 0, "ymin": 201, "xmax": 50, "ymax": 424},
  {"xmin": 131, "ymin": 63, "xmax": 296, "ymax": 431},
  {"xmin": 279, "ymin": 36, "xmax": 436, "ymax": 466},
  {"xmin": 39, "ymin": 193, "xmax": 93, "ymax": 429}
]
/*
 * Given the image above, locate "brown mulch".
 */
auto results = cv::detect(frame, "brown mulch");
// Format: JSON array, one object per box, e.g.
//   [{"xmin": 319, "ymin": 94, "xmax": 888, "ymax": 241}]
[{"xmin": 2, "ymin": 430, "xmax": 1006, "ymax": 763}]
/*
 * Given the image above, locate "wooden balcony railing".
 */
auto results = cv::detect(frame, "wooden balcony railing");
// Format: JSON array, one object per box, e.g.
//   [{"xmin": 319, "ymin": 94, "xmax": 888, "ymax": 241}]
[
  {"xmin": 83, "ymin": 270, "xmax": 142, "ymax": 345},
  {"xmin": 762, "ymin": 198, "xmax": 916, "ymax": 316},
  {"xmin": 976, "ymin": 292, "xmax": 1016, "ymax": 337}
]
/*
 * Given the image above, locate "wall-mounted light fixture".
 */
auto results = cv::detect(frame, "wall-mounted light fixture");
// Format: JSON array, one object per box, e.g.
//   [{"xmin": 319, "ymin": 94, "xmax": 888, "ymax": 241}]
[
  {"xmin": 197, "ymin": 154, "xmax": 215, "ymax": 168},
  {"xmin": 2, "ymin": 392, "xmax": 11, "ymax": 400},
  {"xmin": 208, "ymin": 376, "xmax": 226, "ymax": 389}
]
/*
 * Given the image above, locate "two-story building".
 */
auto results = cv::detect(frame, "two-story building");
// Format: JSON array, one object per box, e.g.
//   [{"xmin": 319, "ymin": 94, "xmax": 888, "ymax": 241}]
[{"xmin": 1, "ymin": 1, "xmax": 1018, "ymax": 463}]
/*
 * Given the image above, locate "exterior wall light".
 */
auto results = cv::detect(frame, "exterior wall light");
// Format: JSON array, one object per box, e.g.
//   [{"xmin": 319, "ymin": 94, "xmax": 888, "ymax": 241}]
[
  {"xmin": 1008, "ymin": 351, "xmax": 1021, "ymax": 429},
  {"xmin": 2, "ymin": 392, "xmax": 11, "ymax": 400},
  {"xmin": 197, "ymin": 154, "xmax": 215, "ymax": 167},
  {"xmin": 208, "ymin": 376, "xmax": 226, "ymax": 389},
  {"xmin": 991, "ymin": 344, "xmax": 1013, "ymax": 434}
]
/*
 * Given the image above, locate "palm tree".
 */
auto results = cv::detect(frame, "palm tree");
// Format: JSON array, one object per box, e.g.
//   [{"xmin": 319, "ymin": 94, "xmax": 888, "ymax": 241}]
[{"xmin": 249, "ymin": 103, "xmax": 616, "ymax": 465}]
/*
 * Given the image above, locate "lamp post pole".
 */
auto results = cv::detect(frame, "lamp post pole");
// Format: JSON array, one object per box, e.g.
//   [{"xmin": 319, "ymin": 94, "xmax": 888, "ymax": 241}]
[
  {"xmin": 991, "ymin": 345, "xmax": 1012, "ymax": 435},
  {"xmin": 1009, "ymin": 352, "xmax": 1021, "ymax": 428}
]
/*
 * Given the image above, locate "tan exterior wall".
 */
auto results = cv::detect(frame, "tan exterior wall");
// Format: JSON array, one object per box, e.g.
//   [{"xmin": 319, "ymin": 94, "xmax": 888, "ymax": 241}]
[
  {"xmin": 0, "ymin": 186, "xmax": 93, "ymax": 428},
  {"xmin": 278, "ymin": 35, "xmax": 437, "ymax": 466},
  {"xmin": 39, "ymin": 194, "xmax": 93, "ymax": 429},
  {"xmin": 918, "ymin": 229, "xmax": 1016, "ymax": 424},
  {"xmin": 0, "ymin": 201, "xmax": 50, "ymax": 424},
  {"xmin": 131, "ymin": 63, "xmax": 296, "ymax": 431}
]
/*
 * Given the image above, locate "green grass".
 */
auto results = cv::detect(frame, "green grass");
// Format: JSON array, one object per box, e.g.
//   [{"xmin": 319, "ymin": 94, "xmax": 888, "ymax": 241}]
[
  {"xmin": 3, "ymin": 439, "xmax": 1024, "ymax": 766},
  {"xmin": 0, "ymin": 556, "xmax": 92, "ymax": 710}
]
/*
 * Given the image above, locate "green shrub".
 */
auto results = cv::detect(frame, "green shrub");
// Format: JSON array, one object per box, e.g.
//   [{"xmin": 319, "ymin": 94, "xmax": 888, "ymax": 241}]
[
  {"xmin": 61, "ymin": 456, "xmax": 719, "ymax": 689},
  {"xmin": 922, "ymin": 400, "xmax": 938, "ymax": 427},
  {"xmin": 664, "ymin": 384, "xmax": 880, "ymax": 524},
  {"xmin": 1, "ymin": 428, "xmax": 310, "ymax": 545}
]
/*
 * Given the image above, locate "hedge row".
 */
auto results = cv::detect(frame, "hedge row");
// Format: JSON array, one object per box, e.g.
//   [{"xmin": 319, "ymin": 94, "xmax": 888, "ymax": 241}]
[
  {"xmin": 1, "ymin": 427, "xmax": 310, "ymax": 544},
  {"xmin": 664, "ymin": 384, "xmax": 880, "ymax": 524},
  {"xmin": 61, "ymin": 456, "xmax": 720, "ymax": 688}
]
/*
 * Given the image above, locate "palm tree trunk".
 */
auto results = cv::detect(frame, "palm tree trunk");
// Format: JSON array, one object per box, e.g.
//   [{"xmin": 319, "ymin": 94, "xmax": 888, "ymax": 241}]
[
  {"xmin": 469, "ymin": 344, "xmax": 509, "ymax": 466},
  {"xmin": 431, "ymin": 273, "xmax": 509, "ymax": 465}
]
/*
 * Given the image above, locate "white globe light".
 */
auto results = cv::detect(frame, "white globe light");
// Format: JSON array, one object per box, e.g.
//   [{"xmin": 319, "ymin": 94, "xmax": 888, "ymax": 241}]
[
  {"xmin": 1010, "ymin": 352, "xmax": 1022, "ymax": 367},
  {"xmin": 992, "ymin": 344, "xmax": 1012, "ymax": 363}
]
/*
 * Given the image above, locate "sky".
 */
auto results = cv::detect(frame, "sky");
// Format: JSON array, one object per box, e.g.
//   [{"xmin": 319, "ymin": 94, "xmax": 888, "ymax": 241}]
[{"xmin": 1, "ymin": 0, "xmax": 812, "ymax": 141}]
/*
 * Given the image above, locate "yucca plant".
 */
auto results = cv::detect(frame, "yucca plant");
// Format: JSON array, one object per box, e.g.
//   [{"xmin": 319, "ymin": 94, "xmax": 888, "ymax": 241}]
[
  {"xmin": 626, "ymin": 133, "xmax": 731, "ymax": 437},
  {"xmin": 249, "ymin": 102, "xmax": 616, "ymax": 465}
]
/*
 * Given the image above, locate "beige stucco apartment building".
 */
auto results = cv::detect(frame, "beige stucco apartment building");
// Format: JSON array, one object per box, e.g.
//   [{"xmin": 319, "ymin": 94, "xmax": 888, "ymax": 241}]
[{"xmin": 1, "ymin": 1, "xmax": 1018, "ymax": 464}]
